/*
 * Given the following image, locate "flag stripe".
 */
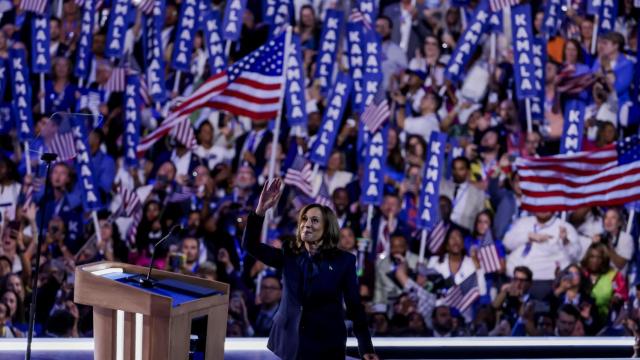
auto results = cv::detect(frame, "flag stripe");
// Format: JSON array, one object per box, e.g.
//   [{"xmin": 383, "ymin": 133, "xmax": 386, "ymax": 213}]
[
  {"xmin": 206, "ymin": 101, "xmax": 279, "ymax": 120},
  {"xmin": 519, "ymin": 162, "xmax": 639, "ymax": 188},
  {"xmin": 221, "ymin": 89, "xmax": 280, "ymax": 105},
  {"xmin": 521, "ymin": 172, "xmax": 640, "ymax": 198},
  {"xmin": 518, "ymin": 137, "xmax": 640, "ymax": 212}
]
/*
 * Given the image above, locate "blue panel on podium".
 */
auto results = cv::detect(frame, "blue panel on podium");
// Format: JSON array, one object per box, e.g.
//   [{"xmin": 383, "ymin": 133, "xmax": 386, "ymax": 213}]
[{"xmin": 99, "ymin": 272, "xmax": 221, "ymax": 307}]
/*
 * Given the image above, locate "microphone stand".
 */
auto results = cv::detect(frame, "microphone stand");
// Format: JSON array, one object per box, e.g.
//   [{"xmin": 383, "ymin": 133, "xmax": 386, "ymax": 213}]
[
  {"xmin": 26, "ymin": 152, "xmax": 58, "ymax": 360},
  {"xmin": 139, "ymin": 225, "xmax": 181, "ymax": 288}
]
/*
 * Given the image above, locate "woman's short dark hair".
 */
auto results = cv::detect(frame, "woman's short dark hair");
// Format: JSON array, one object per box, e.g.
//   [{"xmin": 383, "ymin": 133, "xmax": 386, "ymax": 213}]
[{"xmin": 291, "ymin": 204, "xmax": 340, "ymax": 253}]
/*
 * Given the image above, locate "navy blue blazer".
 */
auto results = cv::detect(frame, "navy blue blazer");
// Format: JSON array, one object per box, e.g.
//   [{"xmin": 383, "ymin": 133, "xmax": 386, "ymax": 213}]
[{"xmin": 242, "ymin": 212, "xmax": 374, "ymax": 360}]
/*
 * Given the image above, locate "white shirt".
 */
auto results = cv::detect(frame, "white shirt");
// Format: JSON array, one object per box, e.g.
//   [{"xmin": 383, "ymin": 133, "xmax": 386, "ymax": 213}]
[
  {"xmin": 403, "ymin": 113, "xmax": 440, "ymax": 142},
  {"xmin": 0, "ymin": 183, "xmax": 21, "ymax": 224},
  {"xmin": 427, "ymin": 254, "xmax": 484, "ymax": 288},
  {"xmin": 170, "ymin": 150, "xmax": 194, "ymax": 177},
  {"xmin": 194, "ymin": 144, "xmax": 227, "ymax": 170},
  {"xmin": 503, "ymin": 216, "xmax": 581, "ymax": 280},
  {"xmin": 399, "ymin": 7, "xmax": 412, "ymax": 53},
  {"xmin": 311, "ymin": 170, "xmax": 353, "ymax": 197}
]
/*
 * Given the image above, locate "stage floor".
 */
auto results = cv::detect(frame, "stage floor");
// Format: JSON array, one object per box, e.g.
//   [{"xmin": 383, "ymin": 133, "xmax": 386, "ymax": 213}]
[{"xmin": 0, "ymin": 337, "xmax": 635, "ymax": 359}]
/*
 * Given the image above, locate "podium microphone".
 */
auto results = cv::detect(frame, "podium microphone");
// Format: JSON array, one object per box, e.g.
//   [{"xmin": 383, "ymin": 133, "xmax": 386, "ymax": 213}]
[{"xmin": 139, "ymin": 224, "xmax": 183, "ymax": 288}]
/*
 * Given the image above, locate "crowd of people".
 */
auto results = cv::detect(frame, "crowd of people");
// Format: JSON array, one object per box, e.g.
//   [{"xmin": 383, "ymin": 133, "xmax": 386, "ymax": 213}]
[{"xmin": 0, "ymin": 0, "xmax": 639, "ymax": 342}]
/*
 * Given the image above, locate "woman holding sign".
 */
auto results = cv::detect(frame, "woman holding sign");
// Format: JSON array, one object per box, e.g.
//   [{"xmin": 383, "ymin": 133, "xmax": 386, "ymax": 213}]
[{"xmin": 243, "ymin": 178, "xmax": 378, "ymax": 360}]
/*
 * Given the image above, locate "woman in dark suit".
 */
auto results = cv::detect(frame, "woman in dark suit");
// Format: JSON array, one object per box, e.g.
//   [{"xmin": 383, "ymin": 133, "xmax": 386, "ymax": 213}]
[{"xmin": 243, "ymin": 178, "xmax": 378, "ymax": 360}]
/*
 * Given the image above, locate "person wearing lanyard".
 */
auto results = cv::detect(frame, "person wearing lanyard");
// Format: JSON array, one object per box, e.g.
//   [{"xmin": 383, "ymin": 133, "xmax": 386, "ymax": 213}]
[
  {"xmin": 503, "ymin": 211, "xmax": 582, "ymax": 299},
  {"xmin": 242, "ymin": 178, "xmax": 378, "ymax": 360},
  {"xmin": 440, "ymin": 156, "xmax": 486, "ymax": 232}
]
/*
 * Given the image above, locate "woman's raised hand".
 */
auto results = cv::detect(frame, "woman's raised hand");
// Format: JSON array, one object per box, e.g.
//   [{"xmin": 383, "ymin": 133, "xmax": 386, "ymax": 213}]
[{"xmin": 256, "ymin": 178, "xmax": 283, "ymax": 216}]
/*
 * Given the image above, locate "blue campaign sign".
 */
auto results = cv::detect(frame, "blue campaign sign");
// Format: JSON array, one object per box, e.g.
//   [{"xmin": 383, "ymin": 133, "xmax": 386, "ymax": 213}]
[
  {"xmin": 587, "ymin": 0, "xmax": 601, "ymax": 15},
  {"xmin": 488, "ymin": 9, "xmax": 503, "ymax": 33},
  {"xmin": 531, "ymin": 36, "xmax": 546, "ymax": 121},
  {"xmin": 202, "ymin": 9, "xmax": 227, "ymax": 75},
  {"xmin": 124, "ymin": 75, "xmax": 141, "ymax": 167},
  {"xmin": 418, "ymin": 132, "xmax": 448, "ymax": 230},
  {"xmin": 144, "ymin": 0, "xmax": 166, "ymax": 102},
  {"xmin": 444, "ymin": 0, "xmax": 491, "ymax": 83},
  {"xmin": 0, "ymin": 58, "xmax": 6, "ymax": 100},
  {"xmin": 560, "ymin": 99, "xmax": 586, "ymax": 154},
  {"xmin": 315, "ymin": 9, "xmax": 343, "ymax": 96},
  {"xmin": 285, "ymin": 35, "xmax": 307, "ymax": 127},
  {"xmin": 542, "ymin": 0, "xmax": 564, "ymax": 37},
  {"xmin": 309, "ymin": 73, "xmax": 352, "ymax": 167},
  {"xmin": 346, "ymin": 21, "xmax": 365, "ymax": 112},
  {"xmin": 360, "ymin": 125, "xmax": 388, "ymax": 206},
  {"xmin": 105, "ymin": 0, "xmax": 131, "ymax": 59},
  {"xmin": 598, "ymin": 0, "xmax": 618, "ymax": 35},
  {"xmin": 9, "ymin": 49, "xmax": 34, "ymax": 141},
  {"xmin": 74, "ymin": 0, "xmax": 97, "ymax": 80},
  {"xmin": 511, "ymin": 3, "xmax": 537, "ymax": 99},
  {"xmin": 263, "ymin": 0, "xmax": 277, "ymax": 26},
  {"xmin": 71, "ymin": 115, "xmax": 101, "ymax": 210},
  {"xmin": 362, "ymin": 28, "xmax": 383, "ymax": 108},
  {"xmin": 222, "ymin": 0, "xmax": 247, "ymax": 41},
  {"xmin": 357, "ymin": 0, "xmax": 377, "ymax": 24},
  {"xmin": 446, "ymin": 137, "xmax": 464, "ymax": 180},
  {"xmin": 634, "ymin": 22, "xmax": 640, "ymax": 107},
  {"xmin": 31, "ymin": 15, "xmax": 51, "ymax": 73},
  {"xmin": 171, "ymin": 0, "xmax": 199, "ymax": 71}
]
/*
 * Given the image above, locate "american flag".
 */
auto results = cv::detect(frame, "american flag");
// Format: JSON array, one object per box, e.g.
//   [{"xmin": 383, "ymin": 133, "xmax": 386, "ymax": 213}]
[
  {"xmin": 315, "ymin": 182, "xmax": 334, "ymax": 210},
  {"xmin": 489, "ymin": 0, "xmax": 520, "ymax": 12},
  {"xmin": 48, "ymin": 132, "xmax": 76, "ymax": 161},
  {"xmin": 556, "ymin": 65, "xmax": 597, "ymax": 95},
  {"xmin": 170, "ymin": 117, "xmax": 197, "ymax": 149},
  {"xmin": 444, "ymin": 274, "xmax": 481, "ymax": 312},
  {"xmin": 137, "ymin": 31, "xmax": 288, "ymax": 155},
  {"xmin": 74, "ymin": 0, "xmax": 103, "ymax": 8},
  {"xmin": 168, "ymin": 185, "xmax": 197, "ymax": 203},
  {"xmin": 19, "ymin": 0, "xmax": 48, "ymax": 14},
  {"xmin": 361, "ymin": 99, "xmax": 390, "ymax": 133},
  {"xmin": 106, "ymin": 68, "xmax": 152, "ymax": 105},
  {"xmin": 127, "ymin": 210, "xmax": 141, "ymax": 247},
  {"xmin": 22, "ymin": 183, "xmax": 34, "ymax": 211},
  {"xmin": 137, "ymin": 0, "xmax": 155, "ymax": 14},
  {"xmin": 105, "ymin": 67, "xmax": 127, "ymax": 92},
  {"xmin": 516, "ymin": 135, "xmax": 640, "ymax": 212},
  {"xmin": 478, "ymin": 231, "xmax": 501, "ymax": 273},
  {"xmin": 118, "ymin": 186, "xmax": 142, "ymax": 217},
  {"xmin": 284, "ymin": 155, "xmax": 314, "ymax": 197},
  {"xmin": 428, "ymin": 220, "xmax": 448, "ymax": 254}
]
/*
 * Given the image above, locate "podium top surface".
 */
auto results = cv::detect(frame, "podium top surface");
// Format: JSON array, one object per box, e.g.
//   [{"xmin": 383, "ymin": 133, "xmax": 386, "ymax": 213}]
[
  {"xmin": 101, "ymin": 270, "xmax": 221, "ymax": 307},
  {"xmin": 74, "ymin": 262, "xmax": 229, "ymax": 315}
]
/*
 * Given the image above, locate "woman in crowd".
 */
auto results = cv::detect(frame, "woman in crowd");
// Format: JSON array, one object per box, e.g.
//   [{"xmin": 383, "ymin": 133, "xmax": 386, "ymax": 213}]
[
  {"xmin": 0, "ymin": 289, "xmax": 25, "ymax": 330},
  {"xmin": 408, "ymin": 34, "xmax": 445, "ymax": 89},
  {"xmin": 297, "ymin": 5, "xmax": 321, "ymax": 52},
  {"xmin": 593, "ymin": 208, "xmax": 634, "ymax": 272},
  {"xmin": 243, "ymin": 178, "xmax": 377, "ymax": 360},
  {"xmin": 311, "ymin": 151, "xmax": 353, "ymax": 196},
  {"xmin": 581, "ymin": 243, "xmax": 628, "ymax": 322},
  {"xmin": 428, "ymin": 227, "xmax": 487, "ymax": 310},
  {"xmin": 0, "ymin": 157, "xmax": 21, "ymax": 224},
  {"xmin": 465, "ymin": 210, "xmax": 506, "ymax": 293},
  {"xmin": 0, "ymin": 301, "xmax": 22, "ymax": 337},
  {"xmin": 41, "ymin": 57, "xmax": 77, "ymax": 114}
]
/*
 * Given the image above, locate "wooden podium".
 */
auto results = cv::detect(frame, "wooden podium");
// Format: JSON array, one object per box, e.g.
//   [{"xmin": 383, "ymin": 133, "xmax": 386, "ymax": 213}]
[{"xmin": 74, "ymin": 261, "xmax": 229, "ymax": 360}]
